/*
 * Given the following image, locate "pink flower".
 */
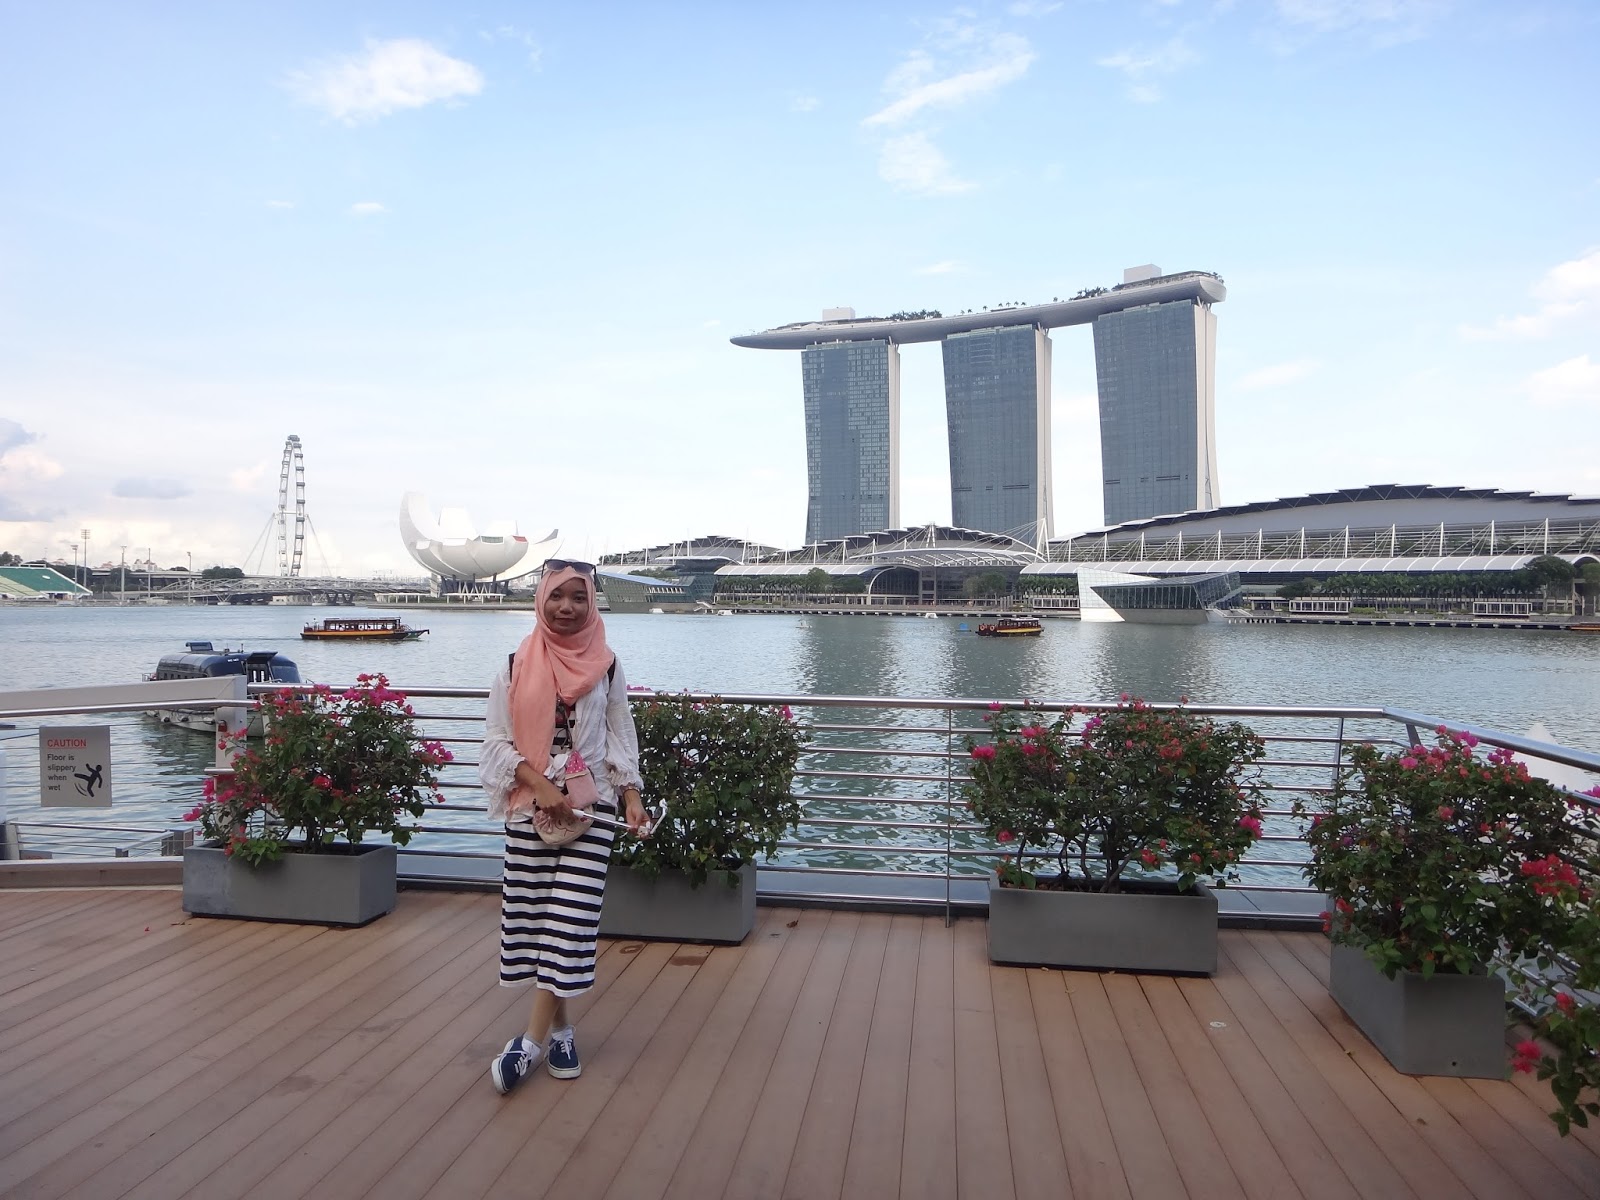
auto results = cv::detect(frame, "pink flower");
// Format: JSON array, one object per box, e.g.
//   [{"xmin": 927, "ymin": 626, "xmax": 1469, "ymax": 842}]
[
  {"xmin": 1140, "ymin": 849, "xmax": 1159, "ymax": 867},
  {"xmin": 971, "ymin": 744, "xmax": 996, "ymax": 760},
  {"xmin": 997, "ymin": 829, "xmax": 1015, "ymax": 843},
  {"xmin": 1555, "ymin": 992, "xmax": 1577, "ymax": 1016},
  {"xmin": 1512, "ymin": 1040, "xmax": 1542, "ymax": 1074},
  {"xmin": 1436, "ymin": 805, "xmax": 1454, "ymax": 821},
  {"xmin": 312, "ymin": 775, "xmax": 332, "ymax": 789},
  {"xmin": 780, "ymin": 705, "xmax": 795, "ymax": 721},
  {"xmin": 1019, "ymin": 725, "xmax": 1043, "ymax": 739},
  {"xmin": 987, "ymin": 701, "xmax": 1003, "ymax": 712},
  {"xmin": 1021, "ymin": 743, "xmax": 1040, "ymax": 756},
  {"xmin": 182, "ymin": 806, "xmax": 203, "ymax": 822},
  {"xmin": 1399, "ymin": 756, "xmax": 1418, "ymax": 770},
  {"xmin": 1237, "ymin": 815, "xmax": 1263, "ymax": 837}
]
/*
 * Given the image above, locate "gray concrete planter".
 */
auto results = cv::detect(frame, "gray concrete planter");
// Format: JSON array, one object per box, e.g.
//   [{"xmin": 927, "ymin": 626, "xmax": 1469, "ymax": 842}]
[
  {"xmin": 987, "ymin": 872, "xmax": 1219, "ymax": 975},
  {"xmin": 1329, "ymin": 941, "xmax": 1507, "ymax": 1078},
  {"xmin": 598, "ymin": 862, "xmax": 756, "ymax": 944},
  {"xmin": 182, "ymin": 842, "xmax": 398, "ymax": 927}
]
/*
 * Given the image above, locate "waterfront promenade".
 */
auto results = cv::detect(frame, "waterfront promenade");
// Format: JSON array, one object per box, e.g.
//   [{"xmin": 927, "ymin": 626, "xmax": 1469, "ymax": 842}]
[{"xmin": 2, "ymin": 888, "xmax": 1596, "ymax": 1199}]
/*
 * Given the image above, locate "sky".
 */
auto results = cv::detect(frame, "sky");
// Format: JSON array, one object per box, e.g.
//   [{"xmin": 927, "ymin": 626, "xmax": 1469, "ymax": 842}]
[{"xmin": 1, "ymin": 0, "xmax": 1597, "ymax": 577}]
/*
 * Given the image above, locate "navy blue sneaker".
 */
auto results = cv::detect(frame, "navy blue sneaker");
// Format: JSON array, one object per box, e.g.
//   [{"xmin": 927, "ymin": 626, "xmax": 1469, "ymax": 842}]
[
  {"xmin": 547, "ymin": 1026, "xmax": 581, "ymax": 1078},
  {"xmin": 490, "ymin": 1036, "xmax": 541, "ymax": 1095}
]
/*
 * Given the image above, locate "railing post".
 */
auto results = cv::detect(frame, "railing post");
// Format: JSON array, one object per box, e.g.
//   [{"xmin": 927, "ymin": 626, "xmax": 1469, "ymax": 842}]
[
  {"xmin": 944, "ymin": 704, "xmax": 954, "ymax": 928},
  {"xmin": 215, "ymin": 675, "xmax": 248, "ymax": 770},
  {"xmin": 1331, "ymin": 717, "xmax": 1346, "ymax": 790}
]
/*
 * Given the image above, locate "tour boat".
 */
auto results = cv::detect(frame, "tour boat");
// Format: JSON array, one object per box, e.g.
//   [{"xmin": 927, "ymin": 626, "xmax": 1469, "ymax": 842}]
[
  {"xmin": 145, "ymin": 641, "xmax": 302, "ymax": 736},
  {"xmin": 301, "ymin": 617, "xmax": 427, "ymax": 642},
  {"xmin": 975, "ymin": 616, "xmax": 1044, "ymax": 637}
]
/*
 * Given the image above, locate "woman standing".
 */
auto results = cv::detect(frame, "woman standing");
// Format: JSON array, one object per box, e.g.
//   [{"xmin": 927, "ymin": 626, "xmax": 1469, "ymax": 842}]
[{"xmin": 479, "ymin": 560, "xmax": 649, "ymax": 1095}]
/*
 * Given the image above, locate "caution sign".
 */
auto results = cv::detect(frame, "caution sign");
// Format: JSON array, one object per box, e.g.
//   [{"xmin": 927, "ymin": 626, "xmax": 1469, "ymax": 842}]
[{"xmin": 40, "ymin": 725, "xmax": 113, "ymax": 808}]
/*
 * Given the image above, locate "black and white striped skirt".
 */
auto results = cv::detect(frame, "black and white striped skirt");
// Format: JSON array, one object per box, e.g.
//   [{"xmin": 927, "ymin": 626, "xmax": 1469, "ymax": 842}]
[{"xmin": 499, "ymin": 806, "xmax": 616, "ymax": 996}]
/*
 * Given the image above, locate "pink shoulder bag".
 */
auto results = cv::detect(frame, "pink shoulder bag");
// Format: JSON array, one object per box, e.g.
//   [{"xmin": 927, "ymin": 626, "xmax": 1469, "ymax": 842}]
[{"xmin": 533, "ymin": 711, "xmax": 603, "ymax": 847}]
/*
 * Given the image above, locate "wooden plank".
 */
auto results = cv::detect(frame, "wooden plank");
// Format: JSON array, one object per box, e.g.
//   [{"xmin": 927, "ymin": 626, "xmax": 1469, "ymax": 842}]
[
  {"xmin": 656, "ymin": 909, "xmax": 832, "ymax": 1200},
  {"xmin": 1281, "ymin": 929, "xmax": 1332, "ymax": 986},
  {"xmin": 0, "ymin": 888, "xmax": 141, "ymax": 951},
  {"xmin": 897, "ymin": 916, "xmax": 957, "ymax": 1200},
  {"xmin": 237, "ymin": 936, "xmax": 518, "ymax": 1200},
  {"xmin": 989, "ymin": 963, "xmax": 1075, "ymax": 1200},
  {"xmin": 481, "ymin": 936, "xmax": 715, "ymax": 1200},
  {"xmin": 537, "ymin": 942, "xmax": 741, "ymax": 1200},
  {"xmin": 1101, "ymin": 972, "xmax": 1248, "ymax": 1199},
  {"xmin": 1245, "ymin": 930, "xmax": 1533, "ymax": 1200},
  {"xmin": 833, "ymin": 913, "xmax": 921, "ymax": 1200},
  {"xmin": 0, "ymin": 891, "xmax": 180, "ymax": 988},
  {"xmin": 1463, "ymin": 1077, "xmax": 1600, "ymax": 1198},
  {"xmin": 1064, "ymin": 972, "xmax": 1188, "ymax": 1197},
  {"xmin": 1420, "ymin": 1075, "xmax": 1590, "ymax": 1200},
  {"xmin": 167, "ymin": 923, "xmax": 511, "ymax": 1200},
  {"xmin": 600, "ymin": 912, "xmax": 798, "ymax": 1200},
  {"xmin": 1505, "ymin": 1052, "xmax": 1600, "ymax": 1160},
  {"xmin": 0, "ymin": 916, "xmax": 303, "ymax": 1070},
  {"xmin": 0, "ymin": 913, "xmax": 338, "ymax": 1137},
  {"xmin": 0, "ymin": 895, "xmax": 246, "ymax": 1017},
  {"xmin": 401, "ymin": 938, "xmax": 679, "ymax": 1200},
  {"xmin": 717, "ymin": 911, "xmax": 860, "ymax": 1200},
  {"xmin": 1203, "ymin": 940, "xmax": 1418, "ymax": 1199},
  {"xmin": 5, "ymin": 893, "xmax": 485, "ymax": 1200},
  {"xmin": 1171, "ymin": 975, "xmax": 1360, "ymax": 1200},
  {"xmin": 1138, "ymin": 975, "xmax": 1310, "ymax": 1200},
  {"xmin": 294, "ymin": 938, "xmax": 634, "ymax": 1200},
  {"xmin": 948, "ymin": 918, "xmax": 1014, "ymax": 1200},
  {"xmin": 777, "ymin": 913, "xmax": 891, "ymax": 1200}
]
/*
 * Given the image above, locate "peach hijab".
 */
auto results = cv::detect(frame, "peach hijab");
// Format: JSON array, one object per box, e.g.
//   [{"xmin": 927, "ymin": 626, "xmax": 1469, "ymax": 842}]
[{"xmin": 506, "ymin": 565, "xmax": 614, "ymax": 818}]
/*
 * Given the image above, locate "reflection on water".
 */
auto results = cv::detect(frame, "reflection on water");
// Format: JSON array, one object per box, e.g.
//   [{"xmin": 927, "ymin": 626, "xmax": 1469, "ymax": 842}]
[{"xmin": 4, "ymin": 606, "xmax": 1598, "ymax": 866}]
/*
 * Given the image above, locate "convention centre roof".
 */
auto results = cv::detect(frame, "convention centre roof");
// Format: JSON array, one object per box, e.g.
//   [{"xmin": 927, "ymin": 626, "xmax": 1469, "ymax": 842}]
[{"xmin": 1039, "ymin": 484, "xmax": 1600, "ymax": 576}]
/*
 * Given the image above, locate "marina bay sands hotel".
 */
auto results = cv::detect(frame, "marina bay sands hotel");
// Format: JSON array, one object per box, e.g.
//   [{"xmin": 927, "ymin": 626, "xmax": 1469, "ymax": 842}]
[{"xmin": 732, "ymin": 266, "xmax": 1224, "ymax": 543}]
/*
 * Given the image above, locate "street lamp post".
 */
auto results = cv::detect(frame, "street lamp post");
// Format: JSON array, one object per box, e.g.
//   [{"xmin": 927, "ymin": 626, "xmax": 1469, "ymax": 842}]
[
  {"xmin": 119, "ymin": 546, "xmax": 127, "ymax": 604},
  {"xmin": 187, "ymin": 551, "xmax": 193, "ymax": 604},
  {"xmin": 81, "ymin": 528, "xmax": 91, "ymax": 594}
]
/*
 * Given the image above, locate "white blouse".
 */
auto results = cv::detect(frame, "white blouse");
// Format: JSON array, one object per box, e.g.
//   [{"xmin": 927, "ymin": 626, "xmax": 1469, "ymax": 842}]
[{"xmin": 479, "ymin": 657, "xmax": 644, "ymax": 822}]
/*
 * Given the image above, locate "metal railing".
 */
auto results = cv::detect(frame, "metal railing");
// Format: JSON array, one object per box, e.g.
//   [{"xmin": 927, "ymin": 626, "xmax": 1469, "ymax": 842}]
[{"xmin": 4, "ymin": 684, "xmax": 1598, "ymax": 930}]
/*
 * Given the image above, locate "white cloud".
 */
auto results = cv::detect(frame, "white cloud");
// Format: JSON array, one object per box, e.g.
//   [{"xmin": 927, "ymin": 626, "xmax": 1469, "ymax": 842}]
[
  {"xmin": 1007, "ymin": 1, "xmax": 1062, "ymax": 15},
  {"xmin": 288, "ymin": 39, "xmax": 484, "ymax": 125},
  {"xmin": 266, "ymin": 199, "xmax": 295, "ymax": 209},
  {"xmin": 0, "ymin": 417, "xmax": 38, "ymax": 457},
  {"xmin": 1236, "ymin": 359, "xmax": 1321, "ymax": 389},
  {"xmin": 1097, "ymin": 38, "xmax": 1198, "ymax": 102},
  {"xmin": 113, "ymin": 477, "xmax": 192, "ymax": 500},
  {"xmin": 1272, "ymin": 0, "xmax": 1446, "ymax": 47},
  {"xmin": 917, "ymin": 260, "xmax": 960, "ymax": 275},
  {"xmin": 1525, "ymin": 355, "xmax": 1600, "ymax": 407},
  {"xmin": 878, "ymin": 133, "xmax": 975, "ymax": 195},
  {"xmin": 349, "ymin": 201, "xmax": 387, "ymax": 217},
  {"xmin": 863, "ymin": 31, "xmax": 1035, "ymax": 127},
  {"xmin": 480, "ymin": 24, "xmax": 542, "ymax": 67},
  {"xmin": 0, "ymin": 445, "xmax": 64, "ymax": 483},
  {"xmin": 1461, "ymin": 248, "xmax": 1600, "ymax": 340},
  {"xmin": 790, "ymin": 94, "xmax": 820, "ymax": 112}
]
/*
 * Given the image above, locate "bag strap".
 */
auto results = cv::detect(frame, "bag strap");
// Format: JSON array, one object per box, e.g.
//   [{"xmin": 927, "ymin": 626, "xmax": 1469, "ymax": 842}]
[{"xmin": 508, "ymin": 653, "xmax": 617, "ymax": 685}]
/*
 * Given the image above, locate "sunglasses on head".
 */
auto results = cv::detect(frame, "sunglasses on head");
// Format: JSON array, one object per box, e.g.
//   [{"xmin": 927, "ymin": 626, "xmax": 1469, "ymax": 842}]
[{"xmin": 544, "ymin": 558, "xmax": 595, "ymax": 576}]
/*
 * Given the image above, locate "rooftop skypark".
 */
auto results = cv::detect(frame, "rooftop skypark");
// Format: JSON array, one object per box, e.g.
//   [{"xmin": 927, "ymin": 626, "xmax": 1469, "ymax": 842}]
[{"xmin": 729, "ymin": 269, "xmax": 1225, "ymax": 348}]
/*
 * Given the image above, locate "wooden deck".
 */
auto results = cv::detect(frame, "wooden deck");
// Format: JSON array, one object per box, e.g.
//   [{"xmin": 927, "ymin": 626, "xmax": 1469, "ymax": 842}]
[{"xmin": 2, "ymin": 889, "xmax": 1596, "ymax": 1200}]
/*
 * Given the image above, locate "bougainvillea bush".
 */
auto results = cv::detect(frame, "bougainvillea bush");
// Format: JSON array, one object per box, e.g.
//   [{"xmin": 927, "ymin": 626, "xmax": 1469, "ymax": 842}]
[
  {"xmin": 186, "ymin": 674, "xmax": 451, "ymax": 866},
  {"xmin": 1301, "ymin": 729, "xmax": 1600, "ymax": 1135},
  {"xmin": 617, "ymin": 694, "xmax": 809, "ymax": 888},
  {"xmin": 1298, "ymin": 728, "xmax": 1579, "ymax": 979},
  {"xmin": 964, "ymin": 697, "xmax": 1267, "ymax": 893}
]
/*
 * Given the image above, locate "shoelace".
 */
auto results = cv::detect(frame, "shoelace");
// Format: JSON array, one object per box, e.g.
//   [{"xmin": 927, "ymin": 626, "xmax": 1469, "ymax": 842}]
[{"xmin": 550, "ymin": 1029, "xmax": 575, "ymax": 1058}]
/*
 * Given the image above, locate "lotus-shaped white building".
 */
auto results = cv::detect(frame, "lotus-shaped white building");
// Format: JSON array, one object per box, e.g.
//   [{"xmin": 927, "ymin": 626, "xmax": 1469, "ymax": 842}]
[{"xmin": 399, "ymin": 493, "xmax": 558, "ymax": 585}]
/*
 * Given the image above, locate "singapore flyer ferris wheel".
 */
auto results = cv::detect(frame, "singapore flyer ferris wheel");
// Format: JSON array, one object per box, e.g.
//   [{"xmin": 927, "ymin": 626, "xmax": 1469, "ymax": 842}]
[
  {"xmin": 245, "ymin": 434, "xmax": 328, "ymax": 577},
  {"xmin": 276, "ymin": 434, "xmax": 306, "ymax": 576}
]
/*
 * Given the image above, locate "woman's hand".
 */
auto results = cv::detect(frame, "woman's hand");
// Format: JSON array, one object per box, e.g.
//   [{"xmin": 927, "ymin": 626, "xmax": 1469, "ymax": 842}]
[
  {"xmin": 623, "ymin": 790, "xmax": 650, "ymax": 837},
  {"xmin": 517, "ymin": 762, "xmax": 572, "ymax": 819}
]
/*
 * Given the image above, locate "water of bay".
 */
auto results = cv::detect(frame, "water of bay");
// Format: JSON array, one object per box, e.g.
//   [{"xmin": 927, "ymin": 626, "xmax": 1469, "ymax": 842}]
[{"xmin": 3, "ymin": 604, "xmax": 1598, "ymax": 855}]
